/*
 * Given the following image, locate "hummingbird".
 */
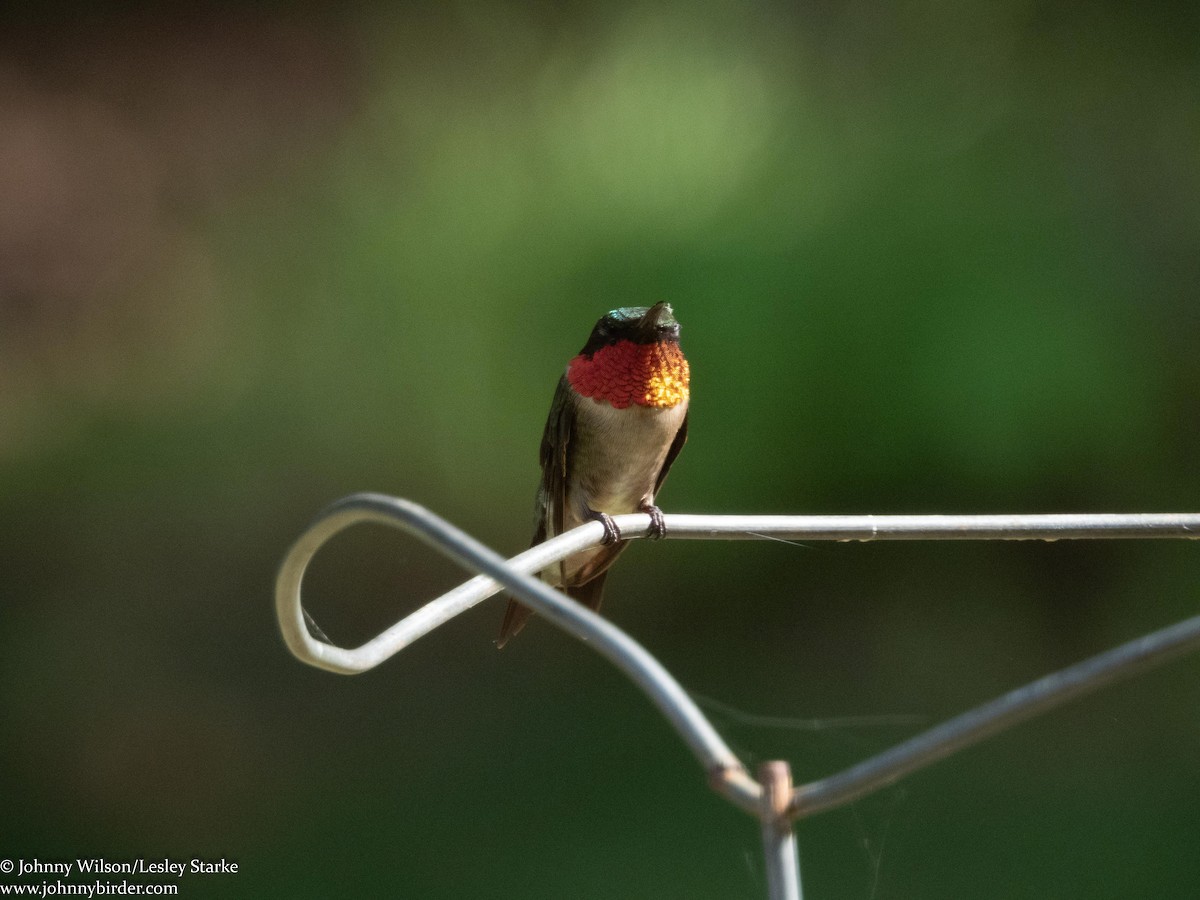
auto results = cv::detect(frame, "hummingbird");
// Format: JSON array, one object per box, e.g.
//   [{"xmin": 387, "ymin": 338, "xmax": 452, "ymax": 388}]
[{"xmin": 497, "ymin": 302, "xmax": 691, "ymax": 648}]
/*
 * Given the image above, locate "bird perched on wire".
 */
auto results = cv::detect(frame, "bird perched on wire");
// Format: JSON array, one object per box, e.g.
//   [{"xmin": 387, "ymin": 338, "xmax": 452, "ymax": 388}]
[{"xmin": 497, "ymin": 302, "xmax": 690, "ymax": 648}]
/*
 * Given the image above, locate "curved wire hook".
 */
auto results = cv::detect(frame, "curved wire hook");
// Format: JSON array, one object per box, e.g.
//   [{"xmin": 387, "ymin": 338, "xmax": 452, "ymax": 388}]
[
  {"xmin": 275, "ymin": 492, "xmax": 763, "ymax": 814},
  {"xmin": 277, "ymin": 493, "xmax": 1200, "ymax": 822}
]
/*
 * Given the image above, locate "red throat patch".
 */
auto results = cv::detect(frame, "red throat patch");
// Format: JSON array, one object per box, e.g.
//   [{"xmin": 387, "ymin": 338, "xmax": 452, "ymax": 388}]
[{"xmin": 567, "ymin": 340, "xmax": 690, "ymax": 409}]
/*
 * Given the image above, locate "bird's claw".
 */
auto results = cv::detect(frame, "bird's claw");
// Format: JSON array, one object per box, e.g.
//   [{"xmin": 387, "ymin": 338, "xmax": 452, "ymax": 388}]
[
  {"xmin": 641, "ymin": 503, "xmax": 667, "ymax": 540},
  {"xmin": 592, "ymin": 511, "xmax": 622, "ymax": 545}
]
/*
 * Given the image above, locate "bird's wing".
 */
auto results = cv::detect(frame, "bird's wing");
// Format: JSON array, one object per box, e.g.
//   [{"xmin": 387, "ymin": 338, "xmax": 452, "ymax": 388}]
[
  {"xmin": 538, "ymin": 374, "xmax": 574, "ymax": 550},
  {"xmin": 497, "ymin": 376, "xmax": 575, "ymax": 648}
]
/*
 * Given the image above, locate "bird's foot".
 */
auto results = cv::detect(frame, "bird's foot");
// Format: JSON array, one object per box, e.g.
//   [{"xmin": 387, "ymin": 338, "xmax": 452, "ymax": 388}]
[
  {"xmin": 640, "ymin": 503, "xmax": 667, "ymax": 540},
  {"xmin": 589, "ymin": 510, "xmax": 622, "ymax": 545}
]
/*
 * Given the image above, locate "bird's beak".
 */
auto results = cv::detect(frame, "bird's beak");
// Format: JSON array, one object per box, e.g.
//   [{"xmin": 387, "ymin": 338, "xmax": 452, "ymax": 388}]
[{"xmin": 636, "ymin": 302, "xmax": 679, "ymax": 341}]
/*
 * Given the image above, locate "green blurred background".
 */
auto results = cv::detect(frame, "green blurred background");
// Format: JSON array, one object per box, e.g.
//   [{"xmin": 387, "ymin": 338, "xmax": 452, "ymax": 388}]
[{"xmin": 2, "ymin": 3, "xmax": 1198, "ymax": 897}]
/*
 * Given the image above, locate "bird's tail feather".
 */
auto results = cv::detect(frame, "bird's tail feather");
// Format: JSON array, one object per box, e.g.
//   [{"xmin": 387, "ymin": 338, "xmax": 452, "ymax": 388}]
[{"xmin": 495, "ymin": 570, "xmax": 610, "ymax": 649}]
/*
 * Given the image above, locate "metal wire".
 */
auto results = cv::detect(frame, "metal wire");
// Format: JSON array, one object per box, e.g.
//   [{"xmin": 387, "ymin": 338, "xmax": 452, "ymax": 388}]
[
  {"xmin": 275, "ymin": 493, "xmax": 1200, "ymax": 897},
  {"xmin": 789, "ymin": 611, "xmax": 1200, "ymax": 819},
  {"xmin": 275, "ymin": 493, "xmax": 762, "ymax": 813}
]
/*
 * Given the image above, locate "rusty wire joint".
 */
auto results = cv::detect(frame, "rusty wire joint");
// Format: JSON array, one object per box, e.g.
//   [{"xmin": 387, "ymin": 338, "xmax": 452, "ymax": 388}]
[{"xmin": 275, "ymin": 492, "xmax": 1200, "ymax": 900}]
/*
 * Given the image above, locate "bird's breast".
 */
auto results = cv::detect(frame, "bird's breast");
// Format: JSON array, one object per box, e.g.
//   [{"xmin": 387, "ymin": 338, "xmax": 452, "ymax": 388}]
[{"xmin": 568, "ymin": 397, "xmax": 687, "ymax": 517}]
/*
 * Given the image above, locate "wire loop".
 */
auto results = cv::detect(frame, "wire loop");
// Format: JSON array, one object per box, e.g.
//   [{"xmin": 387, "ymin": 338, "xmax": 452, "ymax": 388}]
[{"xmin": 276, "ymin": 493, "xmax": 1200, "ymax": 822}]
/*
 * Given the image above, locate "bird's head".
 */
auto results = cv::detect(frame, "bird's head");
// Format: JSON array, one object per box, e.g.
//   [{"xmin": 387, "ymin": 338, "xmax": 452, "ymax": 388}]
[{"xmin": 567, "ymin": 303, "xmax": 689, "ymax": 410}]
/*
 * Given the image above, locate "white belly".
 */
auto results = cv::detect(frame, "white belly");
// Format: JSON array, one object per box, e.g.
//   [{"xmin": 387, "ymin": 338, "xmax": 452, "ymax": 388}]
[{"xmin": 565, "ymin": 398, "xmax": 687, "ymax": 524}]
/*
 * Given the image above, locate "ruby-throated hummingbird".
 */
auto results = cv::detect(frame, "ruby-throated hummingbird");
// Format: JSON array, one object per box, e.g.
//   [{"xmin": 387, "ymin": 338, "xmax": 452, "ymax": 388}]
[{"xmin": 497, "ymin": 302, "xmax": 690, "ymax": 648}]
